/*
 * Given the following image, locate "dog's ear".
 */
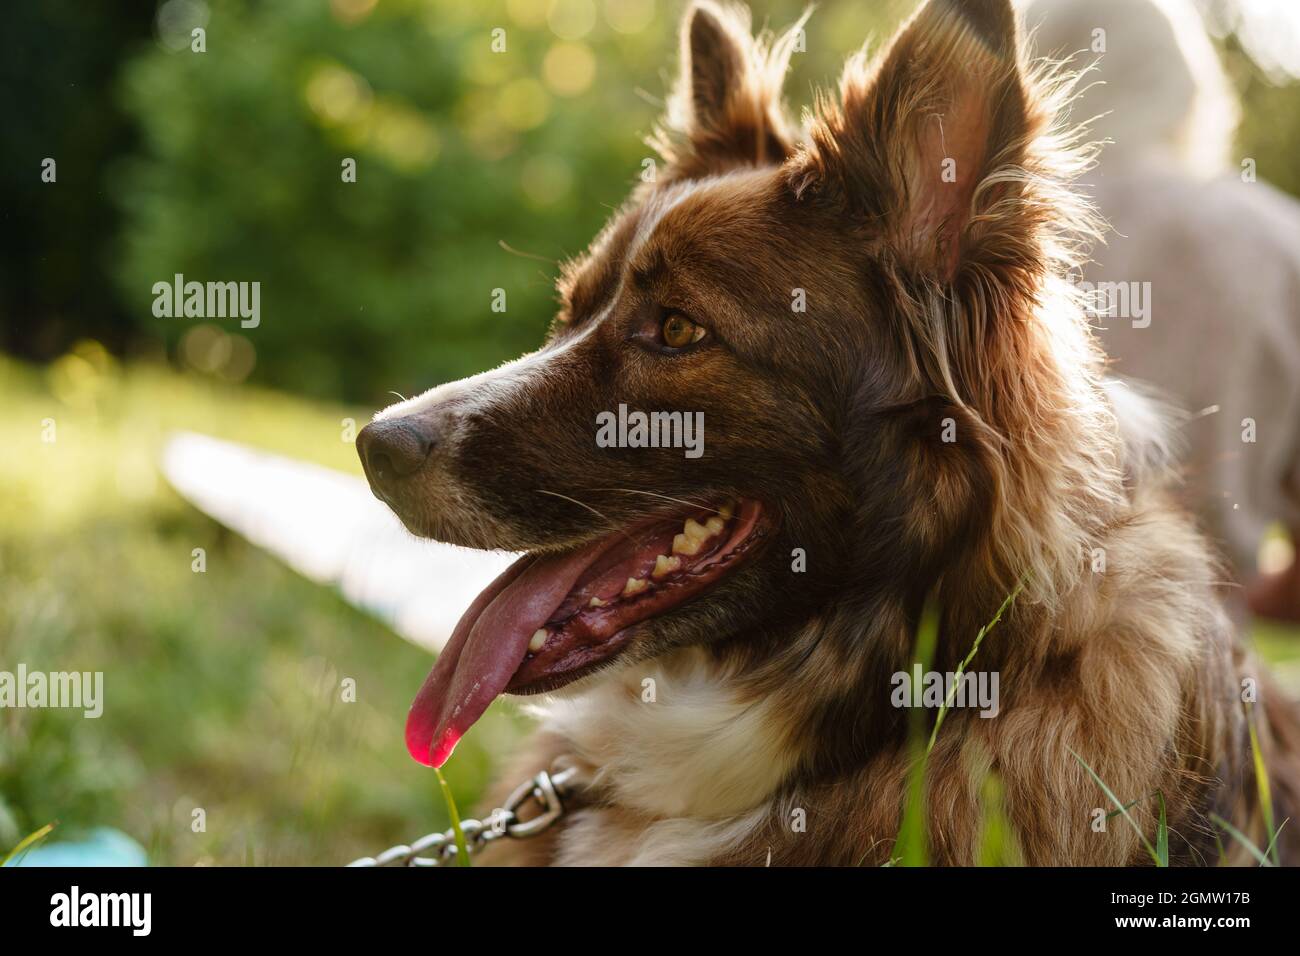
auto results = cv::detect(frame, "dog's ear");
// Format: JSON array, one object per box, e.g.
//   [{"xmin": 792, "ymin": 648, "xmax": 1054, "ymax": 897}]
[
  {"xmin": 792, "ymin": 0, "xmax": 1036, "ymax": 281},
  {"xmin": 656, "ymin": 2, "xmax": 800, "ymax": 181}
]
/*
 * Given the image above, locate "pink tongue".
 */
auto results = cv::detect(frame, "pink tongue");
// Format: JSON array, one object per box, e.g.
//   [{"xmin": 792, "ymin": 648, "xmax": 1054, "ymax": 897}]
[{"xmin": 405, "ymin": 542, "xmax": 607, "ymax": 767}]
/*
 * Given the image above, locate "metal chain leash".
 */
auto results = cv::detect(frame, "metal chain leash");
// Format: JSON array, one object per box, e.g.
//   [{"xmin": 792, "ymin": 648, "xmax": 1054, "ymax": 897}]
[{"xmin": 347, "ymin": 765, "xmax": 579, "ymax": 867}]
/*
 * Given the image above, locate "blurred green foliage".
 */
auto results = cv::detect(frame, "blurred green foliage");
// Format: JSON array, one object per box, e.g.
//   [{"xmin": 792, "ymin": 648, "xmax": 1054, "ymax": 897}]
[
  {"xmin": 108, "ymin": 0, "xmax": 925, "ymax": 403},
  {"xmin": 1227, "ymin": 43, "xmax": 1300, "ymax": 199},
  {"xmin": 115, "ymin": 0, "xmax": 673, "ymax": 402},
  {"xmin": 7, "ymin": 0, "xmax": 1297, "ymax": 404}
]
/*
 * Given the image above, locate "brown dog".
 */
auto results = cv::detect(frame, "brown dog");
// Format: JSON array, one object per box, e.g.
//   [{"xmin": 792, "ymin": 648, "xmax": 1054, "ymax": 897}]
[{"xmin": 357, "ymin": 0, "xmax": 1300, "ymax": 865}]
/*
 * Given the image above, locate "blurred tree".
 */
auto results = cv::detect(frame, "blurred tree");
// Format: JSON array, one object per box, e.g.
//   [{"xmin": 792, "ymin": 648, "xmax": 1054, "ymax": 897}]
[
  {"xmin": 114, "ymin": 0, "xmax": 667, "ymax": 403},
  {"xmin": 5, "ymin": 0, "xmax": 1297, "ymax": 405},
  {"xmin": 0, "ymin": 0, "xmax": 154, "ymax": 360},
  {"xmin": 110, "ymin": 0, "xmax": 901, "ymax": 404}
]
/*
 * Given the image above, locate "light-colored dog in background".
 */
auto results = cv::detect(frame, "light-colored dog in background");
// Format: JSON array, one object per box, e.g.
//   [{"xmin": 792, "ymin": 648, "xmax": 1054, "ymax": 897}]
[{"xmin": 1023, "ymin": 0, "xmax": 1300, "ymax": 622}]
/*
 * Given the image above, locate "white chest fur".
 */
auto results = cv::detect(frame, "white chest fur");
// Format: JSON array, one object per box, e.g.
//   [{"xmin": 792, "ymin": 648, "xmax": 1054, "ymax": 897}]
[{"xmin": 528, "ymin": 647, "xmax": 793, "ymax": 865}]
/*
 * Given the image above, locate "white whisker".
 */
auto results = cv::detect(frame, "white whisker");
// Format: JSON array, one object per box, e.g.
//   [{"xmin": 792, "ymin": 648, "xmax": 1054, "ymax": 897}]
[
  {"xmin": 597, "ymin": 487, "xmax": 723, "ymax": 515},
  {"xmin": 534, "ymin": 489, "xmax": 643, "ymax": 548}
]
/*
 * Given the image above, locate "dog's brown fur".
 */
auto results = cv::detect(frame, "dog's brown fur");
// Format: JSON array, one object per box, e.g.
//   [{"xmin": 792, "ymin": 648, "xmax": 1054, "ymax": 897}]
[{"xmin": 367, "ymin": 0, "xmax": 1300, "ymax": 865}]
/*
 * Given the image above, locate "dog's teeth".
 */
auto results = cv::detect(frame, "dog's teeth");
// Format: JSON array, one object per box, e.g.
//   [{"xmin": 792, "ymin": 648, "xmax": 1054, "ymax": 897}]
[
  {"xmin": 622, "ymin": 576, "xmax": 649, "ymax": 596},
  {"xmin": 588, "ymin": 596, "xmax": 606, "ymax": 608},
  {"xmin": 718, "ymin": 501, "xmax": 734, "ymax": 521},
  {"xmin": 672, "ymin": 532, "xmax": 702, "ymax": 556},
  {"xmin": 684, "ymin": 518, "xmax": 710, "ymax": 543},
  {"xmin": 652, "ymin": 554, "xmax": 681, "ymax": 578},
  {"xmin": 529, "ymin": 628, "xmax": 548, "ymax": 653},
  {"xmin": 705, "ymin": 516, "xmax": 725, "ymax": 536}
]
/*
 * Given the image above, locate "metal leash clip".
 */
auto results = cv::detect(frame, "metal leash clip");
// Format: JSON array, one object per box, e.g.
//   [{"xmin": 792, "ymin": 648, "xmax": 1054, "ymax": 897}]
[{"xmin": 347, "ymin": 765, "xmax": 579, "ymax": 867}]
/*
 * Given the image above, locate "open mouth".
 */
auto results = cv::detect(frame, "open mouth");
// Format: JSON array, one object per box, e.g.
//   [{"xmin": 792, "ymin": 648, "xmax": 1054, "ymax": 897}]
[{"xmin": 405, "ymin": 497, "xmax": 770, "ymax": 767}]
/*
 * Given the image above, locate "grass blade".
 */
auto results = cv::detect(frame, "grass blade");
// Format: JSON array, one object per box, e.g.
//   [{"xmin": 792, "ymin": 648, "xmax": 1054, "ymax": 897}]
[
  {"xmin": 434, "ymin": 767, "xmax": 471, "ymax": 867},
  {"xmin": 1068, "ymin": 747, "xmax": 1161, "ymax": 866},
  {"xmin": 1155, "ymin": 792, "xmax": 1169, "ymax": 868},
  {"xmin": 893, "ymin": 600, "xmax": 940, "ymax": 866},
  {"xmin": 1210, "ymin": 812, "xmax": 1274, "ymax": 867},
  {"xmin": 976, "ymin": 771, "xmax": 1023, "ymax": 866},
  {"xmin": 1, "ymin": 822, "xmax": 56, "ymax": 867},
  {"xmin": 1245, "ymin": 703, "xmax": 1279, "ymax": 866},
  {"xmin": 894, "ymin": 582, "xmax": 1024, "ymax": 866},
  {"xmin": 1105, "ymin": 798, "xmax": 1140, "ymax": 820},
  {"xmin": 926, "ymin": 580, "xmax": 1023, "ymax": 756},
  {"xmin": 1261, "ymin": 818, "xmax": 1289, "ymax": 863}
]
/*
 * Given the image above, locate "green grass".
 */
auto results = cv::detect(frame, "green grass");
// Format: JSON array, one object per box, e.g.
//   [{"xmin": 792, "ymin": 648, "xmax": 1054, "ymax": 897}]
[
  {"xmin": 0, "ymin": 351, "xmax": 522, "ymax": 865},
  {"xmin": 1209, "ymin": 701, "xmax": 1290, "ymax": 866},
  {"xmin": 891, "ymin": 601, "xmax": 940, "ymax": 866},
  {"xmin": 894, "ymin": 587, "xmax": 1021, "ymax": 866},
  {"xmin": 434, "ymin": 767, "xmax": 470, "ymax": 867},
  {"xmin": 1068, "ymin": 748, "xmax": 1166, "ymax": 866},
  {"xmin": 896, "ymin": 582, "xmax": 1299, "ymax": 867},
  {"xmin": 0, "ymin": 822, "xmax": 56, "ymax": 867},
  {"xmin": 926, "ymin": 581, "xmax": 1023, "ymax": 754}
]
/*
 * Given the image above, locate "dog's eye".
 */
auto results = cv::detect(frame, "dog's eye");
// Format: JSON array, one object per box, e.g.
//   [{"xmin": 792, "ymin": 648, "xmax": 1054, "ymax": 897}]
[{"xmin": 661, "ymin": 313, "xmax": 706, "ymax": 350}]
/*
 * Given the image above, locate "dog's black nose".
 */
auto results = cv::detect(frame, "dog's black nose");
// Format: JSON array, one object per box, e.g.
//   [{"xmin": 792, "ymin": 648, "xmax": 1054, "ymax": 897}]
[{"xmin": 357, "ymin": 418, "xmax": 436, "ymax": 486}]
